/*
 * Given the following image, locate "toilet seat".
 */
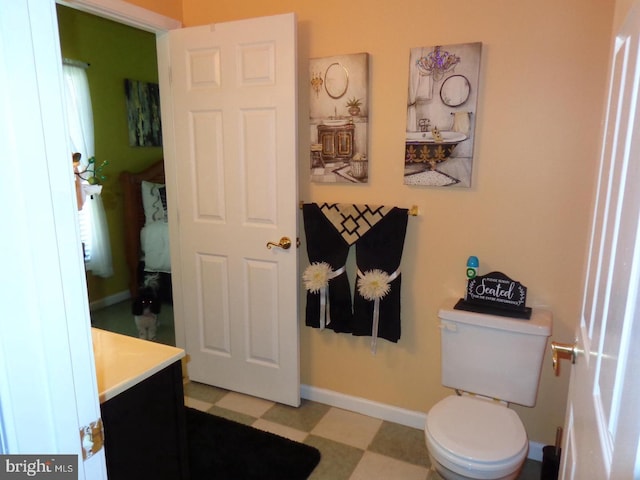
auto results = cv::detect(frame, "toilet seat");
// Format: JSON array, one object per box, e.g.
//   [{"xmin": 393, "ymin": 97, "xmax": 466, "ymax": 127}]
[{"xmin": 425, "ymin": 395, "xmax": 528, "ymax": 479}]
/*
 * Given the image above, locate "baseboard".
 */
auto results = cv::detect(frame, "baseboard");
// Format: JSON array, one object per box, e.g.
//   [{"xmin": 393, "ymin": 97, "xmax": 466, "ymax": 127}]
[
  {"xmin": 89, "ymin": 290, "xmax": 130, "ymax": 311},
  {"xmin": 300, "ymin": 384, "xmax": 427, "ymax": 429},
  {"xmin": 528, "ymin": 441, "xmax": 544, "ymax": 462},
  {"xmin": 300, "ymin": 384, "xmax": 544, "ymax": 462}
]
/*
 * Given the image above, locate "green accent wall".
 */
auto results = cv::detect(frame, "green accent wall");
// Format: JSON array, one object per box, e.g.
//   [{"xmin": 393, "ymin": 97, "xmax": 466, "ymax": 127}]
[{"xmin": 57, "ymin": 5, "xmax": 163, "ymax": 303}]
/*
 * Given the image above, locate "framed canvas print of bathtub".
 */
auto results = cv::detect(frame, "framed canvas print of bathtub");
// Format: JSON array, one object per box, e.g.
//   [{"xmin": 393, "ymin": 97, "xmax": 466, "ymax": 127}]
[
  {"xmin": 309, "ymin": 53, "xmax": 369, "ymax": 184},
  {"xmin": 404, "ymin": 42, "xmax": 482, "ymax": 187}
]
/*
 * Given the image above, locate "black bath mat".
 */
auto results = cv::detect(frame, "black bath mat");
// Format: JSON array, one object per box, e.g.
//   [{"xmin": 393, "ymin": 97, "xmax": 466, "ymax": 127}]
[{"xmin": 186, "ymin": 407, "xmax": 321, "ymax": 479}]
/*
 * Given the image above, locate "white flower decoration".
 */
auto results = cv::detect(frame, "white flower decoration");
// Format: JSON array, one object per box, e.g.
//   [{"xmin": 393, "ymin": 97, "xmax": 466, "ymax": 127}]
[
  {"xmin": 303, "ymin": 262, "xmax": 333, "ymax": 293},
  {"xmin": 357, "ymin": 269, "xmax": 391, "ymax": 301}
]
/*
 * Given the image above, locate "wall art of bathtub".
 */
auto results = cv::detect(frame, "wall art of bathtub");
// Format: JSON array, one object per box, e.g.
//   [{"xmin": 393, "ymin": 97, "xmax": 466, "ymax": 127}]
[{"xmin": 404, "ymin": 130, "xmax": 467, "ymax": 171}]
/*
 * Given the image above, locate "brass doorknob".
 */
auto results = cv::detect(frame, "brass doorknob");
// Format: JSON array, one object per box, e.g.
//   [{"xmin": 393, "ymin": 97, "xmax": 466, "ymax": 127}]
[
  {"xmin": 551, "ymin": 341, "xmax": 578, "ymax": 376},
  {"xmin": 266, "ymin": 236, "xmax": 292, "ymax": 250}
]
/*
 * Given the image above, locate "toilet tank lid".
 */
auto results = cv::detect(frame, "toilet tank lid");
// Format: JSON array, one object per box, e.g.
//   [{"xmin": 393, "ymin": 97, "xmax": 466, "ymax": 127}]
[{"xmin": 439, "ymin": 299, "xmax": 552, "ymax": 336}]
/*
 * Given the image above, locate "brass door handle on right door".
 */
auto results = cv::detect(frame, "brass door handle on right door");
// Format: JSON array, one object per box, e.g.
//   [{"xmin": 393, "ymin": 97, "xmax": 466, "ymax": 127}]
[{"xmin": 551, "ymin": 341, "xmax": 578, "ymax": 376}]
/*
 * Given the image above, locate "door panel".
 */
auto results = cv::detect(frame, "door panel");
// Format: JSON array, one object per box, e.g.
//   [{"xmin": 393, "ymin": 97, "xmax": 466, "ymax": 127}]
[
  {"xmin": 246, "ymin": 259, "xmax": 279, "ymax": 365},
  {"xmin": 243, "ymin": 108, "xmax": 277, "ymax": 222},
  {"xmin": 192, "ymin": 111, "xmax": 225, "ymax": 219},
  {"xmin": 200, "ymin": 254, "xmax": 230, "ymax": 353},
  {"xmin": 166, "ymin": 14, "xmax": 299, "ymax": 406}
]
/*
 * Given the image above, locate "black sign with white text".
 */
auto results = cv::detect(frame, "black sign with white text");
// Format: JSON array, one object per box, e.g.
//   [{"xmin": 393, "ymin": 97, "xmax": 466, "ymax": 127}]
[{"xmin": 455, "ymin": 271, "xmax": 532, "ymax": 319}]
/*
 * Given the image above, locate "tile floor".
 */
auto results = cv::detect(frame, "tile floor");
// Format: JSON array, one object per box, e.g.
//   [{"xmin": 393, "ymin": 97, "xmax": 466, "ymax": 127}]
[
  {"xmin": 184, "ymin": 381, "xmax": 542, "ymax": 480},
  {"xmin": 90, "ymin": 300, "xmax": 175, "ymax": 346},
  {"xmin": 90, "ymin": 301, "xmax": 542, "ymax": 479}
]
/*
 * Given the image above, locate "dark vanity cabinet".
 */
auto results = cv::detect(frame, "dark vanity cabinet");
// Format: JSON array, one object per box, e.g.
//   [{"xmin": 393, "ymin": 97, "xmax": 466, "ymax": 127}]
[
  {"xmin": 100, "ymin": 361, "xmax": 189, "ymax": 480},
  {"xmin": 317, "ymin": 123, "xmax": 355, "ymax": 161}
]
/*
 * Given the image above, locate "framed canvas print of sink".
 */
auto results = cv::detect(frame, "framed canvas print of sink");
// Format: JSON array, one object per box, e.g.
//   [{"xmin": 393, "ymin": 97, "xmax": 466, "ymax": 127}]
[{"xmin": 309, "ymin": 53, "xmax": 370, "ymax": 184}]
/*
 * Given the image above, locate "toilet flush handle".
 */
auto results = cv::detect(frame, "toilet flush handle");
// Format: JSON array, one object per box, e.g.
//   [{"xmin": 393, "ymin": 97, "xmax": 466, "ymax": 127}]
[
  {"xmin": 439, "ymin": 321, "xmax": 457, "ymax": 332},
  {"xmin": 550, "ymin": 341, "xmax": 578, "ymax": 376}
]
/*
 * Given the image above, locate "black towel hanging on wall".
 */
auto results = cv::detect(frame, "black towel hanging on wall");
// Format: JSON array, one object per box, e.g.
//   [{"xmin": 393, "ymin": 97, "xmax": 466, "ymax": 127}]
[
  {"xmin": 302, "ymin": 203, "xmax": 353, "ymax": 332},
  {"xmin": 302, "ymin": 203, "xmax": 410, "ymax": 350},
  {"xmin": 352, "ymin": 207, "xmax": 408, "ymax": 351}
]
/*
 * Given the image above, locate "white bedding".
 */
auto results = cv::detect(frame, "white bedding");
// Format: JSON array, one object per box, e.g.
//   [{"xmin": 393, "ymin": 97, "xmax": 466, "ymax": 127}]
[{"xmin": 140, "ymin": 221, "xmax": 171, "ymax": 273}]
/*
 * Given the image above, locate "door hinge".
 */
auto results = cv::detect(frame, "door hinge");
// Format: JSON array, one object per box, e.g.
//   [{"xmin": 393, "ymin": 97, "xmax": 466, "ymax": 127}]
[{"xmin": 80, "ymin": 418, "xmax": 104, "ymax": 460}]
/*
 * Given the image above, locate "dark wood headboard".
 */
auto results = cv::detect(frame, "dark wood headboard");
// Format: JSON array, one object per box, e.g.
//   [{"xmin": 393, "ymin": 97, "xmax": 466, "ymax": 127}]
[{"xmin": 119, "ymin": 160, "xmax": 165, "ymax": 297}]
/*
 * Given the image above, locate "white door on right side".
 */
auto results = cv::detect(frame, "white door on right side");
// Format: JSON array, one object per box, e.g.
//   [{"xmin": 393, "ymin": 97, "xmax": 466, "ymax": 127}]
[{"xmin": 560, "ymin": 2, "xmax": 640, "ymax": 478}]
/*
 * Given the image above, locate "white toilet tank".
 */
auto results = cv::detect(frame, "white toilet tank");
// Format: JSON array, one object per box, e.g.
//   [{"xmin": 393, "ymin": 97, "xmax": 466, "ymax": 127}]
[{"xmin": 438, "ymin": 300, "xmax": 552, "ymax": 407}]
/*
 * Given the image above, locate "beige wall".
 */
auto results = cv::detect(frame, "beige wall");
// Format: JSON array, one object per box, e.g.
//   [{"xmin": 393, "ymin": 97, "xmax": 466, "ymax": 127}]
[
  {"xmin": 614, "ymin": 0, "xmax": 635, "ymax": 31},
  {"xmin": 132, "ymin": 0, "xmax": 615, "ymax": 445},
  {"xmin": 126, "ymin": 0, "xmax": 182, "ymax": 23}
]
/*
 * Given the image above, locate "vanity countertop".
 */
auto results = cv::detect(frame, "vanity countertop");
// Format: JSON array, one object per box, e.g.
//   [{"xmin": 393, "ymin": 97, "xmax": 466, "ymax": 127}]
[{"xmin": 92, "ymin": 328, "xmax": 185, "ymax": 403}]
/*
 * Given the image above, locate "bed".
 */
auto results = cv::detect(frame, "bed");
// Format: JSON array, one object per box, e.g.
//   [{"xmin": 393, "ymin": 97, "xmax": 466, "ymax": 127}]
[{"xmin": 120, "ymin": 160, "xmax": 172, "ymax": 301}]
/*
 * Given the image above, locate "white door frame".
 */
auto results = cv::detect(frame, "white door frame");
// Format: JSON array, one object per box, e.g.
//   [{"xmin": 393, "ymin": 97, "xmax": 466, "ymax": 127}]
[
  {"xmin": 56, "ymin": 0, "xmax": 187, "ymax": 346},
  {"xmin": 0, "ymin": 0, "xmax": 106, "ymax": 475},
  {"xmin": 56, "ymin": 0, "xmax": 180, "ymax": 33},
  {"xmin": 0, "ymin": 1, "xmax": 177, "ymax": 478}
]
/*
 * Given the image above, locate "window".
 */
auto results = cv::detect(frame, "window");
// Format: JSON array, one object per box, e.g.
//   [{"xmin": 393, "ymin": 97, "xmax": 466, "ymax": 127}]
[{"xmin": 63, "ymin": 61, "xmax": 113, "ymax": 278}]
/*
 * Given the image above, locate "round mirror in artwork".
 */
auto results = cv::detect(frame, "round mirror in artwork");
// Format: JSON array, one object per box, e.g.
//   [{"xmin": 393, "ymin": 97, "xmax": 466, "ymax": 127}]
[
  {"xmin": 440, "ymin": 74, "xmax": 471, "ymax": 107},
  {"xmin": 324, "ymin": 62, "xmax": 349, "ymax": 99}
]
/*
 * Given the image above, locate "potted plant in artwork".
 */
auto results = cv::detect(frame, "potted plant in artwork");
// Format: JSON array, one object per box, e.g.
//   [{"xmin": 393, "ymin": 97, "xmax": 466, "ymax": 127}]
[{"xmin": 346, "ymin": 97, "xmax": 362, "ymax": 116}]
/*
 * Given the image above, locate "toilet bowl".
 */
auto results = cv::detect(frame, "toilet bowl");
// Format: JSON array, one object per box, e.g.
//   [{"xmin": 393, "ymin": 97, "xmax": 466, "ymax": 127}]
[{"xmin": 425, "ymin": 395, "xmax": 528, "ymax": 480}]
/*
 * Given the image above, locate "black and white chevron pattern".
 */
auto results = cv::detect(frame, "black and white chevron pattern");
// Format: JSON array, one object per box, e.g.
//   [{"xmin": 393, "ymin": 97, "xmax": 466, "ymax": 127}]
[{"xmin": 318, "ymin": 203, "xmax": 393, "ymax": 245}]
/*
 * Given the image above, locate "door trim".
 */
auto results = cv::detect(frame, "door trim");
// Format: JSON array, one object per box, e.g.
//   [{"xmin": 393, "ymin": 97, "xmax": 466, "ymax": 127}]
[
  {"xmin": 57, "ymin": 0, "xmax": 185, "ymax": 349},
  {"xmin": 56, "ymin": 0, "xmax": 180, "ymax": 33}
]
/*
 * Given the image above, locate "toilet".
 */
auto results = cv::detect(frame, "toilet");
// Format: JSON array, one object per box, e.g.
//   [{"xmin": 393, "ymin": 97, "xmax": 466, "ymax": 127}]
[{"xmin": 425, "ymin": 301, "xmax": 552, "ymax": 480}]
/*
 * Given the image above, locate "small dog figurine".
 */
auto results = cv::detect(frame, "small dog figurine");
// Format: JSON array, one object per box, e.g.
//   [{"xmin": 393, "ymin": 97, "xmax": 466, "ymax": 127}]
[{"xmin": 132, "ymin": 286, "xmax": 161, "ymax": 341}]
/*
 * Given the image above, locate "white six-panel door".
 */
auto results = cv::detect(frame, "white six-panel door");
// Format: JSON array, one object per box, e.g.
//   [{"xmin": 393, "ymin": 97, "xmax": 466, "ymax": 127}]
[
  {"xmin": 164, "ymin": 14, "xmax": 300, "ymax": 406},
  {"xmin": 561, "ymin": 2, "xmax": 640, "ymax": 477}
]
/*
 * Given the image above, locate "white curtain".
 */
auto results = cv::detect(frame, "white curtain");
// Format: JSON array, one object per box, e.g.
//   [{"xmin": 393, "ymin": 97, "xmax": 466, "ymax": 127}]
[
  {"xmin": 63, "ymin": 63, "xmax": 113, "ymax": 278},
  {"xmin": 407, "ymin": 47, "xmax": 433, "ymax": 133}
]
